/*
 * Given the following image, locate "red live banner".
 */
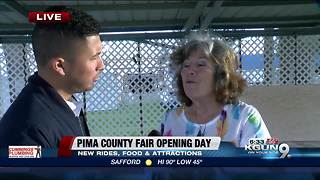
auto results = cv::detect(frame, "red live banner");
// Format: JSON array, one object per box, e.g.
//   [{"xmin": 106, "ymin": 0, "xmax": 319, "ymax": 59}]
[{"xmin": 28, "ymin": 12, "xmax": 71, "ymax": 23}]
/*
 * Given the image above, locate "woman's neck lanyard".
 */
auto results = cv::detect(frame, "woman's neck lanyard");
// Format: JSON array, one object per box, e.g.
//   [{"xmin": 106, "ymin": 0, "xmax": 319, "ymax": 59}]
[
  {"xmin": 195, "ymin": 108, "xmax": 227, "ymax": 137},
  {"xmin": 217, "ymin": 109, "xmax": 227, "ymax": 138}
]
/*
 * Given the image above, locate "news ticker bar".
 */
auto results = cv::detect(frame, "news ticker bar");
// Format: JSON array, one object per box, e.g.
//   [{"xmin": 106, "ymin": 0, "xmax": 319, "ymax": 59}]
[
  {"xmin": 3, "ymin": 137, "xmax": 320, "ymax": 167},
  {"xmin": 2, "ymin": 147, "xmax": 320, "ymax": 167},
  {"xmin": 3, "ymin": 137, "xmax": 319, "ymax": 158},
  {"xmin": 1, "ymin": 157, "xmax": 320, "ymax": 167},
  {"xmin": 3, "ymin": 148, "xmax": 320, "ymax": 158}
]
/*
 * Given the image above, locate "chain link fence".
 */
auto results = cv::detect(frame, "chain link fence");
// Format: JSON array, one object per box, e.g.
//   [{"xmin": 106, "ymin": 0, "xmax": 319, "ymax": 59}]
[{"xmin": 0, "ymin": 33, "xmax": 319, "ymax": 136}]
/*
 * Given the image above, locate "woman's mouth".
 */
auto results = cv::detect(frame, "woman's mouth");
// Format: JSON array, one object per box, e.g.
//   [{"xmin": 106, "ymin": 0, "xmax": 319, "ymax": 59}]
[{"xmin": 186, "ymin": 80, "xmax": 197, "ymax": 84}]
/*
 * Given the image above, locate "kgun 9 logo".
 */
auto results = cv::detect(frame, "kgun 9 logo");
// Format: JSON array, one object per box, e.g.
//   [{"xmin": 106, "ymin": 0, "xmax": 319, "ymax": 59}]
[{"xmin": 245, "ymin": 138, "xmax": 290, "ymax": 158}]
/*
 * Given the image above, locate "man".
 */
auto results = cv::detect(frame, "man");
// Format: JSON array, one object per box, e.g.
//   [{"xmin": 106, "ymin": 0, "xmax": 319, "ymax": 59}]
[{"xmin": 0, "ymin": 6, "xmax": 105, "ymax": 148}]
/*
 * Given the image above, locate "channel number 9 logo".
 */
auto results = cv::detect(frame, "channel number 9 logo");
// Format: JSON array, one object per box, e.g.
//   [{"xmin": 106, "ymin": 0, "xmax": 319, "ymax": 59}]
[
  {"xmin": 267, "ymin": 138, "xmax": 290, "ymax": 158},
  {"xmin": 278, "ymin": 143, "xmax": 290, "ymax": 158}
]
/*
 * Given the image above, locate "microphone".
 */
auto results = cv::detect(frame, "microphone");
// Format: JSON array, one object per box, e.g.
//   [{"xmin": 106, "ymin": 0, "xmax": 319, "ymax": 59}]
[{"xmin": 148, "ymin": 130, "xmax": 161, "ymax": 136}]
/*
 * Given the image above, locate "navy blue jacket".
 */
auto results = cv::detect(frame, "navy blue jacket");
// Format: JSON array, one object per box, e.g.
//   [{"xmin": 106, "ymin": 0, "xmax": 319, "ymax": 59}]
[{"xmin": 0, "ymin": 73, "xmax": 90, "ymax": 148}]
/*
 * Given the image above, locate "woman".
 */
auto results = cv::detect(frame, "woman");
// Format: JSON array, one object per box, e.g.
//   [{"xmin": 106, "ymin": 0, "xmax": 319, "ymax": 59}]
[{"xmin": 158, "ymin": 33, "xmax": 270, "ymax": 147}]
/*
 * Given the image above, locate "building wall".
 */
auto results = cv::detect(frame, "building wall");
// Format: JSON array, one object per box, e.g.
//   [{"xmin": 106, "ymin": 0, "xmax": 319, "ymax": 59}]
[{"xmin": 242, "ymin": 85, "xmax": 320, "ymax": 142}]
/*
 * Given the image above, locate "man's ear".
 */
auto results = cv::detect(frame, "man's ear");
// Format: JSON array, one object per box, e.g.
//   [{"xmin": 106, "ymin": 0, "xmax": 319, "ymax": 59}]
[{"xmin": 51, "ymin": 57, "xmax": 66, "ymax": 76}]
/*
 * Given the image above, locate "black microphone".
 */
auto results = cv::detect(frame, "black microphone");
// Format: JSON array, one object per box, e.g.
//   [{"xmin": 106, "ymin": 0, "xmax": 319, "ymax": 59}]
[{"xmin": 148, "ymin": 130, "xmax": 161, "ymax": 136}]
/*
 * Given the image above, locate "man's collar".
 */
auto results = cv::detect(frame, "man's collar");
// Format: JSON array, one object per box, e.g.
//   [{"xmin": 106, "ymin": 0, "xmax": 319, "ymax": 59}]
[{"xmin": 65, "ymin": 98, "xmax": 83, "ymax": 117}]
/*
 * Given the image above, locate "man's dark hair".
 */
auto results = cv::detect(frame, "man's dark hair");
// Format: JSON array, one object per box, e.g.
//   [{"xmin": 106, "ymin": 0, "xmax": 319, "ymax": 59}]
[{"xmin": 32, "ymin": 6, "xmax": 101, "ymax": 67}]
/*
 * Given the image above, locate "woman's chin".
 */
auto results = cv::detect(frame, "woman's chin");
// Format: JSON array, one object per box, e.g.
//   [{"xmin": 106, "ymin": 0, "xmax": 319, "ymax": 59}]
[{"xmin": 185, "ymin": 92, "xmax": 202, "ymax": 99}]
